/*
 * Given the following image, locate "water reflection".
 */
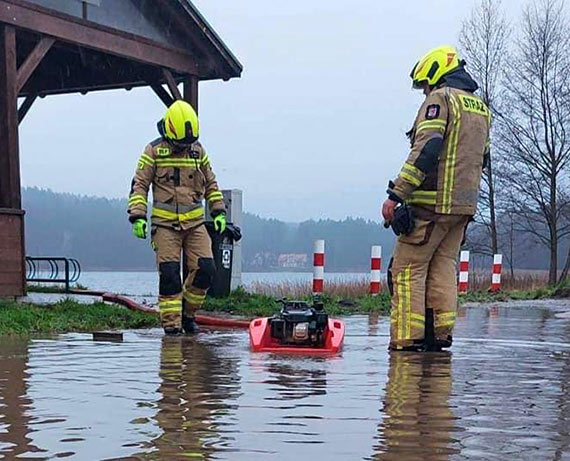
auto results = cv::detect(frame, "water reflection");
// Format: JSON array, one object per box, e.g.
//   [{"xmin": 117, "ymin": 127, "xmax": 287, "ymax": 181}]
[
  {"xmin": 264, "ymin": 361, "xmax": 328, "ymax": 401},
  {"xmin": 374, "ymin": 352, "xmax": 459, "ymax": 460},
  {"xmin": 138, "ymin": 335, "xmax": 242, "ymax": 459},
  {"xmin": 0, "ymin": 338, "xmax": 41, "ymax": 458}
]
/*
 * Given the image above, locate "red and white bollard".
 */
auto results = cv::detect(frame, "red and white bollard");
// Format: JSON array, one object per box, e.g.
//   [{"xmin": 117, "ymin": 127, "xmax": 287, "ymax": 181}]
[
  {"xmin": 458, "ymin": 250, "xmax": 470, "ymax": 293},
  {"xmin": 313, "ymin": 240, "xmax": 325, "ymax": 295},
  {"xmin": 490, "ymin": 254, "xmax": 502, "ymax": 292},
  {"xmin": 370, "ymin": 245, "xmax": 382, "ymax": 295}
]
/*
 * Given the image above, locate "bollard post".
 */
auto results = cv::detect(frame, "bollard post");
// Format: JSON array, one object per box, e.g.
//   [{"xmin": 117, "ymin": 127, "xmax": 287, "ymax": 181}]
[
  {"xmin": 458, "ymin": 250, "xmax": 469, "ymax": 293},
  {"xmin": 313, "ymin": 240, "xmax": 325, "ymax": 295},
  {"xmin": 490, "ymin": 254, "xmax": 502, "ymax": 292},
  {"xmin": 370, "ymin": 245, "xmax": 382, "ymax": 295}
]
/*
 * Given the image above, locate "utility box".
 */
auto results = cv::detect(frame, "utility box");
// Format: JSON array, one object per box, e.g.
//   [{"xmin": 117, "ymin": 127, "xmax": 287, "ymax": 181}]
[{"xmin": 205, "ymin": 189, "xmax": 243, "ymax": 296}]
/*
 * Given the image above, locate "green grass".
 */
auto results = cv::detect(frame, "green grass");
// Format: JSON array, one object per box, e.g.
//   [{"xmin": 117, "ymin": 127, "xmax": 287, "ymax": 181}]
[
  {"xmin": 202, "ymin": 287, "xmax": 391, "ymax": 316},
  {"xmin": 27, "ymin": 283, "xmax": 89, "ymax": 293},
  {"xmin": 6, "ymin": 280, "xmax": 568, "ymax": 336},
  {"xmin": 0, "ymin": 299, "xmax": 159, "ymax": 335},
  {"xmin": 459, "ymin": 281, "xmax": 569, "ymax": 303}
]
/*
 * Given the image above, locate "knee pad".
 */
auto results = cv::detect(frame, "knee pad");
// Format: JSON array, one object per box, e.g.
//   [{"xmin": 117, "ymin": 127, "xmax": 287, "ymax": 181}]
[
  {"xmin": 159, "ymin": 261, "xmax": 182, "ymax": 296},
  {"xmin": 193, "ymin": 258, "xmax": 216, "ymax": 289},
  {"xmin": 387, "ymin": 257, "xmax": 394, "ymax": 296}
]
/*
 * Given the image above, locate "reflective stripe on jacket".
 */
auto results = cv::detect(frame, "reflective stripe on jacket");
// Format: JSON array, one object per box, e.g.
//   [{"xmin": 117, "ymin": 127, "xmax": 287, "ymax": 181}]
[
  {"xmin": 392, "ymin": 86, "xmax": 490, "ymax": 215},
  {"xmin": 127, "ymin": 138, "xmax": 225, "ymax": 230}
]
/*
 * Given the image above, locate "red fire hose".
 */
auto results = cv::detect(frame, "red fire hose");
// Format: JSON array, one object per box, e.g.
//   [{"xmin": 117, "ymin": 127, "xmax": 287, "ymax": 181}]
[{"xmin": 70, "ymin": 289, "xmax": 251, "ymax": 329}]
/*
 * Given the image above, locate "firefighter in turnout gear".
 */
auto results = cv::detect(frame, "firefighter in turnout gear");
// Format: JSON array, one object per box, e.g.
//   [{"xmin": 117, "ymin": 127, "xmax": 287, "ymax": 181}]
[
  {"xmin": 382, "ymin": 45, "xmax": 490, "ymax": 351},
  {"xmin": 128, "ymin": 100, "xmax": 227, "ymax": 335}
]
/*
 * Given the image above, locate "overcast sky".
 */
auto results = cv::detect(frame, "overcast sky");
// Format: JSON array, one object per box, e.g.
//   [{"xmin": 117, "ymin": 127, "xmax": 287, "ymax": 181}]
[{"xmin": 19, "ymin": 0, "xmax": 522, "ymax": 222}]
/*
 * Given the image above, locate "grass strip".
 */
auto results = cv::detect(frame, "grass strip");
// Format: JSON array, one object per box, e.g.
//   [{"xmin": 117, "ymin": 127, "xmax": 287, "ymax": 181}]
[{"xmin": 0, "ymin": 299, "xmax": 159, "ymax": 335}]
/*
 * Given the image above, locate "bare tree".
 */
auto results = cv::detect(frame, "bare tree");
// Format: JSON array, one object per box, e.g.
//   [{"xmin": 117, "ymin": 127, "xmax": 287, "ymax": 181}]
[
  {"xmin": 495, "ymin": 0, "xmax": 570, "ymax": 285},
  {"xmin": 459, "ymin": 0, "xmax": 509, "ymax": 256}
]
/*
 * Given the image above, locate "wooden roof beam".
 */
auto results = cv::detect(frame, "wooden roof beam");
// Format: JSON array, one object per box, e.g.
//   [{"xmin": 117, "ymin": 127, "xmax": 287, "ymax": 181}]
[
  {"xmin": 149, "ymin": 83, "xmax": 174, "ymax": 108},
  {"xmin": 17, "ymin": 35, "xmax": 54, "ymax": 92},
  {"xmin": 0, "ymin": 0, "xmax": 203, "ymax": 77},
  {"xmin": 18, "ymin": 93, "xmax": 36, "ymax": 123},
  {"xmin": 162, "ymin": 69, "xmax": 182, "ymax": 101}
]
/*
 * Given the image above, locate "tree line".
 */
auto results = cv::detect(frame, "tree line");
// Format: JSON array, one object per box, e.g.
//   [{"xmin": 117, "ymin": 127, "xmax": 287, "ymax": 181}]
[
  {"xmin": 22, "ymin": 187, "xmax": 395, "ymax": 271},
  {"xmin": 460, "ymin": 0, "xmax": 570, "ymax": 284},
  {"xmin": 22, "ymin": 187, "xmax": 560, "ymax": 272}
]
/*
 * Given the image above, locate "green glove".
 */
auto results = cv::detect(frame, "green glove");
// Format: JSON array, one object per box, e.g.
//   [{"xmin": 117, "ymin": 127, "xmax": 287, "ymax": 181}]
[
  {"xmin": 132, "ymin": 219, "xmax": 148, "ymax": 239},
  {"xmin": 213, "ymin": 213, "xmax": 226, "ymax": 234}
]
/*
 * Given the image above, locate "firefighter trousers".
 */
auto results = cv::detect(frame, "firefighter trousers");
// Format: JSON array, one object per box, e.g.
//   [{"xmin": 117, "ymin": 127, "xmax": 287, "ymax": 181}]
[
  {"xmin": 151, "ymin": 224, "xmax": 214, "ymax": 331},
  {"xmin": 388, "ymin": 213, "xmax": 470, "ymax": 350}
]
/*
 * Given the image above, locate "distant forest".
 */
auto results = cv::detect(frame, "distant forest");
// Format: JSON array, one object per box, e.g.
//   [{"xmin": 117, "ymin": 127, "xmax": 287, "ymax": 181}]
[{"xmin": 22, "ymin": 188, "xmax": 564, "ymax": 272}]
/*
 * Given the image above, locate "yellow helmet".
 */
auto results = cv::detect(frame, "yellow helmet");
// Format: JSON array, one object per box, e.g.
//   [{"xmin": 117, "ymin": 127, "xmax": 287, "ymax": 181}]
[
  {"xmin": 159, "ymin": 100, "xmax": 199, "ymax": 144},
  {"xmin": 410, "ymin": 45, "xmax": 460, "ymax": 89}
]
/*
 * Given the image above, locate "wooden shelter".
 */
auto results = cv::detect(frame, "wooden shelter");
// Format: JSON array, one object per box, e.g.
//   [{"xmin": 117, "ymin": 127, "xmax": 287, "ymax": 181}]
[{"xmin": 0, "ymin": 0, "xmax": 242, "ymax": 297}]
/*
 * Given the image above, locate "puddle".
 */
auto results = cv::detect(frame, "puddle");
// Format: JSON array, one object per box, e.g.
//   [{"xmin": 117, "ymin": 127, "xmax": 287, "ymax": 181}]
[{"xmin": 0, "ymin": 304, "xmax": 569, "ymax": 459}]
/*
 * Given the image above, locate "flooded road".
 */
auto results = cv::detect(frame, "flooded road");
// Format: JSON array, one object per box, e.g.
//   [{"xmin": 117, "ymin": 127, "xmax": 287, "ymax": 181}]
[{"xmin": 1, "ymin": 302, "xmax": 570, "ymax": 459}]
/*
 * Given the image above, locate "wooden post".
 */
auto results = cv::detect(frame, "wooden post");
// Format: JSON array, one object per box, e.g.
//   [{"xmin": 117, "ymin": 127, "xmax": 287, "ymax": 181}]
[
  {"xmin": 183, "ymin": 75, "xmax": 199, "ymax": 112},
  {"xmin": 0, "ymin": 25, "xmax": 26, "ymax": 297},
  {"xmin": 0, "ymin": 25, "xmax": 21, "ymax": 209},
  {"xmin": 182, "ymin": 75, "xmax": 199, "ymax": 286}
]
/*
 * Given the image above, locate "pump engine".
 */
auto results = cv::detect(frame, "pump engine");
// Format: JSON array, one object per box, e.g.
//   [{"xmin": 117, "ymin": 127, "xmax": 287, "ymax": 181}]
[{"xmin": 269, "ymin": 299, "xmax": 328, "ymax": 347}]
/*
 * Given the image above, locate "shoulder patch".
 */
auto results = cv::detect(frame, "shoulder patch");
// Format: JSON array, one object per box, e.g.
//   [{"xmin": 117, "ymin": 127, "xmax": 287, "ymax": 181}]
[
  {"xmin": 156, "ymin": 147, "xmax": 171, "ymax": 157},
  {"xmin": 425, "ymin": 104, "xmax": 441, "ymax": 120}
]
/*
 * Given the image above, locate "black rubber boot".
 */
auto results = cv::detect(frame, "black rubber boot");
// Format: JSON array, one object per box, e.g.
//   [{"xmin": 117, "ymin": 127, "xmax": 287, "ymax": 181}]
[
  {"xmin": 388, "ymin": 340, "xmax": 425, "ymax": 352},
  {"xmin": 434, "ymin": 336, "xmax": 453, "ymax": 350},
  {"xmin": 164, "ymin": 328, "xmax": 183, "ymax": 336},
  {"xmin": 183, "ymin": 316, "xmax": 200, "ymax": 335}
]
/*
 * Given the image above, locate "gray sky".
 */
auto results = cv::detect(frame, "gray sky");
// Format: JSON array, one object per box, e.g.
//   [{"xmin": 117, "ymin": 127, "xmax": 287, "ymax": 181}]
[{"xmin": 20, "ymin": 0, "xmax": 522, "ymax": 222}]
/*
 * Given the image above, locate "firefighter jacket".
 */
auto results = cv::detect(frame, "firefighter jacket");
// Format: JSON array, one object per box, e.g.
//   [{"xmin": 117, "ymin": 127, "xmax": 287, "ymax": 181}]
[
  {"xmin": 391, "ymin": 86, "xmax": 490, "ymax": 216},
  {"xmin": 127, "ymin": 138, "xmax": 225, "ymax": 230}
]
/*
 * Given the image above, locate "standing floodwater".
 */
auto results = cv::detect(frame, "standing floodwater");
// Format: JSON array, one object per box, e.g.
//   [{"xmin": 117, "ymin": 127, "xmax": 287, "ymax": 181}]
[{"xmin": 0, "ymin": 301, "xmax": 570, "ymax": 459}]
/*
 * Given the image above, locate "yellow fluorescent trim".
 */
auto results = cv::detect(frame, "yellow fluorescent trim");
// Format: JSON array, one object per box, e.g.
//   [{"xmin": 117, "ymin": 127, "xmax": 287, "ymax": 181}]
[
  {"xmin": 159, "ymin": 300, "xmax": 181, "ymax": 307},
  {"xmin": 418, "ymin": 119, "xmax": 446, "ymax": 128},
  {"xmin": 152, "ymin": 207, "xmax": 204, "ymax": 222},
  {"xmin": 435, "ymin": 320, "xmax": 455, "ymax": 328},
  {"xmin": 442, "ymin": 95, "xmax": 461, "ymax": 214},
  {"xmin": 411, "ymin": 190, "xmax": 436, "ymax": 196},
  {"xmin": 407, "ymin": 198, "xmax": 436, "ymax": 206},
  {"xmin": 128, "ymin": 200, "xmax": 147, "ymax": 208},
  {"xmin": 405, "ymin": 265, "xmax": 412, "ymax": 339},
  {"xmin": 399, "ymin": 171, "xmax": 423, "ymax": 187},
  {"xmin": 397, "ymin": 271, "xmax": 404, "ymax": 341},
  {"xmin": 160, "ymin": 307, "xmax": 181, "ymax": 314},
  {"xmin": 410, "ymin": 313, "xmax": 425, "ymax": 322},
  {"xmin": 437, "ymin": 312, "xmax": 456, "ymax": 319},
  {"xmin": 184, "ymin": 291, "xmax": 206, "ymax": 299},
  {"xmin": 138, "ymin": 159, "xmax": 154, "ymax": 168}
]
